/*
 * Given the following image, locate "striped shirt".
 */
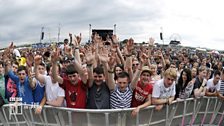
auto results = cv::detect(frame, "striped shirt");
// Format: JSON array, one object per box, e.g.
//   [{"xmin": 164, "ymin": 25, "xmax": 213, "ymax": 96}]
[
  {"xmin": 220, "ymin": 80, "xmax": 224, "ymax": 95},
  {"xmin": 110, "ymin": 85, "xmax": 133, "ymax": 109}
]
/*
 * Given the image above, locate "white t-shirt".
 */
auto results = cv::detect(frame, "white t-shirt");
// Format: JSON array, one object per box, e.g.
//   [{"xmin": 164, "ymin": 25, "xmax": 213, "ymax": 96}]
[
  {"xmin": 152, "ymin": 79, "xmax": 176, "ymax": 99},
  {"xmin": 13, "ymin": 49, "xmax": 21, "ymax": 57},
  {"xmin": 206, "ymin": 78, "xmax": 220, "ymax": 92},
  {"xmin": 44, "ymin": 75, "xmax": 65, "ymax": 102}
]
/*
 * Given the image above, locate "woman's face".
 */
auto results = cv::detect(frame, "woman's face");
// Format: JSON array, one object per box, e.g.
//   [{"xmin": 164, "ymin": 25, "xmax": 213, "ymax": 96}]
[
  {"xmin": 150, "ymin": 65, "xmax": 157, "ymax": 74},
  {"xmin": 115, "ymin": 66, "xmax": 123, "ymax": 76},
  {"xmin": 182, "ymin": 71, "xmax": 187, "ymax": 81}
]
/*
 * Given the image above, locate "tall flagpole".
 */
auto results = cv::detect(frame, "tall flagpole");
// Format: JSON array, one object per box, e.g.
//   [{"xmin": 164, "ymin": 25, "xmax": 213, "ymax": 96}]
[
  {"xmin": 40, "ymin": 27, "xmax": 44, "ymax": 43},
  {"xmin": 89, "ymin": 24, "xmax": 92, "ymax": 43},
  {"xmin": 160, "ymin": 27, "xmax": 164, "ymax": 48},
  {"xmin": 58, "ymin": 23, "xmax": 61, "ymax": 43},
  {"xmin": 114, "ymin": 24, "xmax": 117, "ymax": 35}
]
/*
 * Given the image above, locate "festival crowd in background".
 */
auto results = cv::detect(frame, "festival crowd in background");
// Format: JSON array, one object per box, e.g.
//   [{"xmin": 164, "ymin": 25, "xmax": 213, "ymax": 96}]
[{"xmin": 0, "ymin": 33, "xmax": 224, "ymax": 116}]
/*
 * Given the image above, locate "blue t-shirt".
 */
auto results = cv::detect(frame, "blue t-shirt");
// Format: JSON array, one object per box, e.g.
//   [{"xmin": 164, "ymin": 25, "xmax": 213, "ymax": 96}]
[
  {"xmin": 33, "ymin": 79, "xmax": 45, "ymax": 104},
  {"xmin": 8, "ymin": 70, "xmax": 34, "ymax": 104}
]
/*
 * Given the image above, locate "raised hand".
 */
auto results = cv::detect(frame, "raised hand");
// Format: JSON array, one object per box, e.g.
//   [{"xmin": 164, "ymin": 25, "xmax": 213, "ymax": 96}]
[
  {"xmin": 126, "ymin": 38, "xmax": 134, "ymax": 54},
  {"xmin": 34, "ymin": 55, "xmax": 42, "ymax": 65},
  {"xmin": 73, "ymin": 33, "xmax": 82, "ymax": 47},
  {"xmin": 85, "ymin": 48, "xmax": 95, "ymax": 65},
  {"xmin": 140, "ymin": 52, "xmax": 148, "ymax": 64},
  {"xmin": 112, "ymin": 35, "xmax": 119, "ymax": 44},
  {"xmin": 26, "ymin": 53, "xmax": 34, "ymax": 67},
  {"xmin": 51, "ymin": 48, "xmax": 61, "ymax": 63},
  {"xmin": 99, "ymin": 47, "xmax": 109, "ymax": 63}
]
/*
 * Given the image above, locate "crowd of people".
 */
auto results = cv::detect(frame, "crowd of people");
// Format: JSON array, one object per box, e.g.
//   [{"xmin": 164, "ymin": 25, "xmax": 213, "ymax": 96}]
[{"xmin": 0, "ymin": 33, "xmax": 224, "ymax": 116}]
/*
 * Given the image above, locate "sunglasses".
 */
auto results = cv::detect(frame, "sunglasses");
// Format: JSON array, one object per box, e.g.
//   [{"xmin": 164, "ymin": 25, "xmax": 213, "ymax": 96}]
[{"xmin": 132, "ymin": 64, "xmax": 139, "ymax": 66}]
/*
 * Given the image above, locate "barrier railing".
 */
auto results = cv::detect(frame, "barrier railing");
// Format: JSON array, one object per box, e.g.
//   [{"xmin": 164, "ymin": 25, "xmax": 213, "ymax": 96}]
[{"xmin": 0, "ymin": 97, "xmax": 223, "ymax": 126}]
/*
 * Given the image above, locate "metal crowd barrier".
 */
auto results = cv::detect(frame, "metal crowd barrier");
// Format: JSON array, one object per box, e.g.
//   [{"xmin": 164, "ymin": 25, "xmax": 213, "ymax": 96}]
[{"xmin": 0, "ymin": 97, "xmax": 224, "ymax": 126}]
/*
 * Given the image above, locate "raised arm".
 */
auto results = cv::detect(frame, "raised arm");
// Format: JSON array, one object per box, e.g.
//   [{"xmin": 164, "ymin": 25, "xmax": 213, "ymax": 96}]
[
  {"xmin": 51, "ymin": 48, "xmax": 63, "ymax": 84},
  {"xmin": 85, "ymin": 47, "xmax": 95, "ymax": 88},
  {"xmin": 73, "ymin": 33, "xmax": 82, "ymax": 64},
  {"xmin": 106, "ymin": 53, "xmax": 117, "ymax": 91},
  {"xmin": 34, "ymin": 55, "xmax": 46, "ymax": 84},
  {"xmin": 130, "ymin": 53, "xmax": 148, "ymax": 90},
  {"xmin": 112, "ymin": 35, "xmax": 125, "ymax": 65}
]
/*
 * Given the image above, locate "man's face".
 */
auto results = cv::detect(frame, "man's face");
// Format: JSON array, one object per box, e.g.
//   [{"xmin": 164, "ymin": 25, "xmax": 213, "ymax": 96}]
[
  {"xmin": 191, "ymin": 68, "xmax": 197, "ymax": 77},
  {"xmin": 199, "ymin": 70, "xmax": 207, "ymax": 79},
  {"xmin": 117, "ymin": 77, "xmax": 129, "ymax": 92},
  {"xmin": 213, "ymin": 74, "xmax": 221, "ymax": 85},
  {"xmin": 140, "ymin": 72, "xmax": 151, "ymax": 85},
  {"xmin": 164, "ymin": 75, "xmax": 175, "ymax": 88},
  {"xmin": 17, "ymin": 70, "xmax": 26, "ymax": 83},
  {"xmin": 68, "ymin": 73, "xmax": 79, "ymax": 85},
  {"xmin": 12, "ymin": 64, "xmax": 18, "ymax": 73},
  {"xmin": 93, "ymin": 73, "xmax": 105, "ymax": 86},
  {"xmin": 0, "ymin": 64, "xmax": 4, "ymax": 75},
  {"xmin": 38, "ymin": 65, "xmax": 45, "ymax": 75}
]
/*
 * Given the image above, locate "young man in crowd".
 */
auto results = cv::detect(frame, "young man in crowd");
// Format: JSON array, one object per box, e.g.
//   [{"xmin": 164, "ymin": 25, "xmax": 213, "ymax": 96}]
[
  {"xmin": 152, "ymin": 68, "xmax": 177, "ymax": 110},
  {"xmin": 193, "ymin": 66, "xmax": 207, "ymax": 98},
  {"xmin": 130, "ymin": 66, "xmax": 153, "ymax": 116},
  {"xmin": 51, "ymin": 49, "xmax": 88, "ymax": 108},
  {"xmin": 34, "ymin": 54, "xmax": 65, "ymax": 107},
  {"xmin": 30, "ymin": 62, "xmax": 46, "ymax": 114},
  {"xmin": 6, "ymin": 63, "xmax": 34, "ymax": 104},
  {"xmin": 87, "ymin": 66, "xmax": 110, "ymax": 109},
  {"xmin": 205, "ymin": 70, "xmax": 221, "ymax": 97}
]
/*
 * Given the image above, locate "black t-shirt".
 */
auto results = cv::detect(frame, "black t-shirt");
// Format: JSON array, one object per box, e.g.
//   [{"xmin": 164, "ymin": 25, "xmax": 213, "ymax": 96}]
[
  {"xmin": 193, "ymin": 77, "xmax": 203, "ymax": 89},
  {"xmin": 87, "ymin": 81, "xmax": 110, "ymax": 109}
]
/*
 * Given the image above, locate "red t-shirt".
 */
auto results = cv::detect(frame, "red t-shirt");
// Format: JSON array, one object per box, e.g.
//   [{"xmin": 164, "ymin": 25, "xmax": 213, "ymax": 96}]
[
  {"xmin": 131, "ymin": 81, "xmax": 153, "ymax": 107},
  {"xmin": 61, "ymin": 78, "xmax": 87, "ymax": 108}
]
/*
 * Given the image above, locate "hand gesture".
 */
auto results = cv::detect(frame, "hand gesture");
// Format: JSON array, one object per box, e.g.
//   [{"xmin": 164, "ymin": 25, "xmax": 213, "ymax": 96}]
[
  {"xmin": 26, "ymin": 53, "xmax": 34, "ymax": 67},
  {"xmin": 139, "ymin": 52, "xmax": 148, "ymax": 64},
  {"xmin": 99, "ymin": 47, "xmax": 109, "ymax": 63},
  {"xmin": 112, "ymin": 35, "xmax": 119, "ymax": 44},
  {"xmin": 73, "ymin": 33, "xmax": 82, "ymax": 47},
  {"xmin": 85, "ymin": 48, "xmax": 95, "ymax": 65},
  {"xmin": 108, "ymin": 55, "xmax": 116, "ymax": 69},
  {"xmin": 34, "ymin": 55, "xmax": 42, "ymax": 65},
  {"xmin": 51, "ymin": 48, "xmax": 60, "ymax": 63},
  {"xmin": 126, "ymin": 38, "xmax": 134, "ymax": 53}
]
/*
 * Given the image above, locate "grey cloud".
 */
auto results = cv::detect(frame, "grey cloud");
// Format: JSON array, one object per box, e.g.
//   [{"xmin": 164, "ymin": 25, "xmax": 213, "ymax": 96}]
[{"xmin": 0, "ymin": 0, "xmax": 163, "ymax": 48}]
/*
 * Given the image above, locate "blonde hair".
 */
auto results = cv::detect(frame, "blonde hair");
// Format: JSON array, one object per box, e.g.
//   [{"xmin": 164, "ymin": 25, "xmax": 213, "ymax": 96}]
[{"xmin": 164, "ymin": 68, "xmax": 177, "ymax": 80}]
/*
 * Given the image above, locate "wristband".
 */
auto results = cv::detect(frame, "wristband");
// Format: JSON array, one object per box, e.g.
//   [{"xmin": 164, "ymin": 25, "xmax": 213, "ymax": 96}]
[{"xmin": 108, "ymin": 70, "xmax": 114, "ymax": 73}]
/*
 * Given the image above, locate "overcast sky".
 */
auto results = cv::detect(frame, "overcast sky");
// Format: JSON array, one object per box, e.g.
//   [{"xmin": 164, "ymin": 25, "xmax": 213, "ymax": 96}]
[{"xmin": 0, "ymin": 0, "xmax": 224, "ymax": 50}]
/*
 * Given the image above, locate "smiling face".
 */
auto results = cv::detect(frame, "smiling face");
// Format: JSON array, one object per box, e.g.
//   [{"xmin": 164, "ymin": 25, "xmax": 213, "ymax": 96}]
[
  {"xmin": 140, "ymin": 71, "xmax": 151, "ymax": 85},
  {"xmin": 117, "ymin": 77, "xmax": 129, "ymax": 92},
  {"xmin": 68, "ymin": 73, "xmax": 79, "ymax": 85},
  {"xmin": 93, "ymin": 73, "xmax": 105, "ymax": 86}
]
